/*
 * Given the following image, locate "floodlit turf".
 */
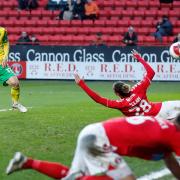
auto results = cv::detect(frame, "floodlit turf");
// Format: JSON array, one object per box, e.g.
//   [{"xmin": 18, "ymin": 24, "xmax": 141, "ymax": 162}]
[{"xmin": 0, "ymin": 80, "xmax": 179, "ymax": 180}]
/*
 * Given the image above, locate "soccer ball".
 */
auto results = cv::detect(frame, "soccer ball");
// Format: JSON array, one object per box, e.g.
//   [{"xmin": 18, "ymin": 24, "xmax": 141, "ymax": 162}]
[{"xmin": 169, "ymin": 42, "xmax": 180, "ymax": 59}]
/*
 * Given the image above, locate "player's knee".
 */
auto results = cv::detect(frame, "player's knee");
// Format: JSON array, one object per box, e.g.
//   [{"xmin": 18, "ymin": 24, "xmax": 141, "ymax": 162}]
[
  {"xmin": 8, "ymin": 77, "xmax": 19, "ymax": 87},
  {"xmin": 78, "ymin": 124, "xmax": 98, "ymax": 151}
]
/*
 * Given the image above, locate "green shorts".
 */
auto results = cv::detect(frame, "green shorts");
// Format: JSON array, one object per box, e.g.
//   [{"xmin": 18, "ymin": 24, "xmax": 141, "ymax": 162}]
[{"xmin": 0, "ymin": 65, "xmax": 15, "ymax": 86}]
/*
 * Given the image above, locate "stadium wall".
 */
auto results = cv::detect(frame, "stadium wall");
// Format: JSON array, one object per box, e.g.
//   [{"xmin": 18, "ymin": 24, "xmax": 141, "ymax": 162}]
[{"xmin": 8, "ymin": 45, "xmax": 180, "ymax": 81}]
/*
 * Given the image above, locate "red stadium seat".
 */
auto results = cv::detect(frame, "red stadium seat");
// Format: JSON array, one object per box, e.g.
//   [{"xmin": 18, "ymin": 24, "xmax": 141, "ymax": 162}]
[
  {"xmin": 173, "ymin": 28, "xmax": 180, "ymax": 35},
  {"xmin": 60, "ymin": 20, "xmax": 71, "ymax": 27},
  {"xmin": 71, "ymin": 20, "xmax": 82, "ymax": 27},
  {"xmin": 7, "ymin": 27, "xmax": 17, "ymax": 35},
  {"xmin": 172, "ymin": 0, "xmax": 180, "ymax": 8},
  {"xmin": 38, "ymin": 35, "xmax": 49, "ymax": 43},
  {"xmin": 113, "ymin": 28, "xmax": 126, "ymax": 35},
  {"xmin": 89, "ymin": 27, "xmax": 101, "ymax": 34},
  {"xmin": 125, "ymin": 1, "xmax": 137, "ymax": 9},
  {"xmin": 149, "ymin": 1, "xmax": 160, "ymax": 8},
  {"xmin": 14, "ymin": 19, "xmax": 25, "ymax": 27},
  {"xmin": 36, "ymin": 20, "xmax": 48, "ymax": 27},
  {"xmin": 101, "ymin": 27, "xmax": 113, "ymax": 35},
  {"xmin": 141, "ymin": 20, "xmax": 153, "ymax": 28},
  {"xmin": 30, "ymin": 10, "xmax": 42, "ymax": 18},
  {"xmin": 43, "ymin": 27, "xmax": 54, "ymax": 35},
  {"xmin": 25, "ymin": 20, "xmax": 37, "ymax": 27},
  {"xmin": 0, "ymin": 11, "xmax": 9, "ymax": 18},
  {"xmin": 137, "ymin": 1, "xmax": 149, "ymax": 9},
  {"xmin": 129, "ymin": 19, "xmax": 141, "ymax": 28},
  {"xmin": 138, "ymin": 36, "xmax": 144, "ymax": 44},
  {"xmin": 105, "ymin": 20, "xmax": 117, "ymax": 27},
  {"xmin": 31, "ymin": 27, "xmax": 43, "ymax": 35},
  {"xmin": 3, "ymin": 19, "xmax": 14, "ymax": 27},
  {"xmin": 84, "ymin": 35, "xmax": 96, "ymax": 44},
  {"xmin": 133, "ymin": 10, "xmax": 145, "ymax": 19},
  {"xmin": 107, "ymin": 35, "xmax": 122, "ymax": 46},
  {"xmin": 117, "ymin": 20, "xmax": 129, "ymax": 27},
  {"xmin": 41, "ymin": 10, "xmax": 53, "ymax": 18},
  {"xmin": 94, "ymin": 20, "xmax": 105, "ymax": 27},
  {"xmin": 99, "ymin": 10, "xmax": 110, "ymax": 19},
  {"xmin": 114, "ymin": 1, "xmax": 125, "ymax": 8},
  {"xmin": 65, "ymin": 27, "xmax": 77, "ymax": 35},
  {"xmin": 137, "ymin": 28, "xmax": 149, "ymax": 36},
  {"xmin": 145, "ymin": 10, "xmax": 157, "ymax": 18},
  {"xmin": 9, "ymin": 35, "xmax": 19, "ymax": 43},
  {"xmin": 103, "ymin": 1, "xmax": 114, "ymax": 8},
  {"xmin": 169, "ymin": 10, "xmax": 180, "ymax": 18},
  {"xmin": 144, "ymin": 36, "xmax": 156, "ymax": 44},
  {"xmin": 122, "ymin": 10, "xmax": 133, "ymax": 18},
  {"xmin": 82, "ymin": 20, "xmax": 93, "ymax": 27},
  {"xmin": 76, "ymin": 27, "xmax": 89, "ymax": 35},
  {"xmin": 18, "ymin": 10, "xmax": 31, "ymax": 18},
  {"xmin": 110, "ymin": 10, "xmax": 122, "ymax": 19},
  {"xmin": 72, "ymin": 35, "xmax": 84, "ymax": 45},
  {"xmin": 47, "ymin": 20, "xmax": 59, "ymax": 27},
  {"xmin": 61, "ymin": 35, "xmax": 73, "ymax": 44}
]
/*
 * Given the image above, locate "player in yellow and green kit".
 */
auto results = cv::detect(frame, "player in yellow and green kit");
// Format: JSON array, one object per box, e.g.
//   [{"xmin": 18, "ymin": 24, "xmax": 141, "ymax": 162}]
[{"xmin": 0, "ymin": 27, "xmax": 27, "ymax": 112}]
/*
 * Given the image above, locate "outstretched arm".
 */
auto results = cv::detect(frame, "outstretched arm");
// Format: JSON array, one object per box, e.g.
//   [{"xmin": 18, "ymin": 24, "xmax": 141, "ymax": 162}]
[
  {"xmin": 74, "ymin": 73, "xmax": 127, "ymax": 109},
  {"xmin": 131, "ymin": 50, "xmax": 155, "ymax": 81},
  {"xmin": 164, "ymin": 153, "xmax": 180, "ymax": 179}
]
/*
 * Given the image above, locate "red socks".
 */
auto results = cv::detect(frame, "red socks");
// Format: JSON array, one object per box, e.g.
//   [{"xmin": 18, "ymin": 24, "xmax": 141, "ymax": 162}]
[{"xmin": 22, "ymin": 158, "xmax": 69, "ymax": 179}]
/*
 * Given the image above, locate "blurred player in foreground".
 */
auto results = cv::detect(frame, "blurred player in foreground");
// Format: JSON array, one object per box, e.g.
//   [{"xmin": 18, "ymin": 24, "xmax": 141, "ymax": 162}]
[
  {"xmin": 0, "ymin": 27, "xmax": 27, "ymax": 112},
  {"xmin": 74, "ymin": 50, "xmax": 180, "ymax": 120},
  {"xmin": 6, "ymin": 114, "xmax": 180, "ymax": 179}
]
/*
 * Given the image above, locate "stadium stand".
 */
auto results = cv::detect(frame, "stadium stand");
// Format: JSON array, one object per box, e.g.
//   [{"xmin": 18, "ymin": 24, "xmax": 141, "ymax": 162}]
[{"xmin": 2, "ymin": 0, "xmax": 180, "ymax": 46}]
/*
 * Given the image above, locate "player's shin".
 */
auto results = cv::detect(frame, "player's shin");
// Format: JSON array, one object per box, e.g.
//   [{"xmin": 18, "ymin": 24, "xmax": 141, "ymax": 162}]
[
  {"xmin": 11, "ymin": 86, "xmax": 20, "ymax": 104},
  {"xmin": 23, "ymin": 159, "xmax": 69, "ymax": 179}
]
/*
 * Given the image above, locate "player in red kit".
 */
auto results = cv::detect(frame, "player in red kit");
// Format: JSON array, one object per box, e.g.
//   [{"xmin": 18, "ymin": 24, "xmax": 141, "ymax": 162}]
[
  {"xmin": 6, "ymin": 115, "xmax": 180, "ymax": 179},
  {"xmin": 74, "ymin": 50, "xmax": 180, "ymax": 120}
]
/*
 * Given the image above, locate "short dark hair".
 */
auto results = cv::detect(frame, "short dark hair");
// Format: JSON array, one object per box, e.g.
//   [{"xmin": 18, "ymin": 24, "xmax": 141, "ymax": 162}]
[{"xmin": 113, "ymin": 81, "xmax": 130, "ymax": 97}]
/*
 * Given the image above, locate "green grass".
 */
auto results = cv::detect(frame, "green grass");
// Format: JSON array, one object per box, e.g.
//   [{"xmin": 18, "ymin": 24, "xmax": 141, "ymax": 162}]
[{"xmin": 0, "ymin": 80, "xmax": 179, "ymax": 180}]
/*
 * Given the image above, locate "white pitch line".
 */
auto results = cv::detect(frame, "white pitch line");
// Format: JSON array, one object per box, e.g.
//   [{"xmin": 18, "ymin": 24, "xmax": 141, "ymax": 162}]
[
  {"xmin": 138, "ymin": 168, "xmax": 171, "ymax": 180},
  {"xmin": 0, "ymin": 107, "xmax": 33, "ymax": 112}
]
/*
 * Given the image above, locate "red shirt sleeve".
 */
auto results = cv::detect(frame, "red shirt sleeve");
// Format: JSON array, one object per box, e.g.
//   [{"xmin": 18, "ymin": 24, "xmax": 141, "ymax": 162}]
[
  {"xmin": 78, "ymin": 80, "xmax": 128, "ymax": 109},
  {"xmin": 132, "ymin": 55, "xmax": 155, "ymax": 92}
]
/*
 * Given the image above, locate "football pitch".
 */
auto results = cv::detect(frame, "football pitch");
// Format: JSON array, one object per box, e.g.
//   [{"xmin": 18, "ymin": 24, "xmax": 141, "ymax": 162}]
[{"xmin": 0, "ymin": 80, "xmax": 179, "ymax": 180}]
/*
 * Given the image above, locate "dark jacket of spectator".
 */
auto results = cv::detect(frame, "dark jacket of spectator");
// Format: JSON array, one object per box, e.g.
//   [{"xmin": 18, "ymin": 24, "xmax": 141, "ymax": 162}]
[
  {"xmin": 73, "ymin": 0, "xmax": 85, "ymax": 20},
  {"xmin": 18, "ymin": 0, "xmax": 38, "ymax": 10},
  {"xmin": 30, "ymin": 35, "xmax": 40, "ymax": 45},
  {"xmin": 17, "ymin": 32, "xmax": 31, "ymax": 45},
  {"xmin": 173, "ymin": 33, "xmax": 180, "ymax": 43},
  {"xmin": 154, "ymin": 16, "xmax": 173, "ymax": 42},
  {"xmin": 123, "ymin": 26, "xmax": 138, "ymax": 46},
  {"xmin": 27, "ymin": 0, "xmax": 38, "ymax": 9}
]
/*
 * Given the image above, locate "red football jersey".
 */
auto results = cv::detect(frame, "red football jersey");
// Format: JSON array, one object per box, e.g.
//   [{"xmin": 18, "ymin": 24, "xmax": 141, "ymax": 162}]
[
  {"xmin": 103, "ymin": 116, "xmax": 180, "ymax": 160},
  {"xmin": 79, "ymin": 55, "xmax": 162, "ymax": 117}
]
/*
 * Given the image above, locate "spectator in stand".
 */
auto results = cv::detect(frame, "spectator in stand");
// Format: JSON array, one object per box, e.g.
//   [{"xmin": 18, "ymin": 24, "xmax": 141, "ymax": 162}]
[
  {"xmin": 57, "ymin": 0, "xmax": 74, "ymax": 20},
  {"xmin": 85, "ymin": 0, "xmax": 99, "ymax": 20},
  {"xmin": 92, "ymin": 32, "xmax": 105, "ymax": 46},
  {"xmin": 16, "ymin": 31, "xmax": 31, "ymax": 45},
  {"xmin": 27, "ymin": 0, "xmax": 38, "ymax": 10},
  {"xmin": 72, "ymin": 0, "xmax": 85, "ymax": 20},
  {"xmin": 173, "ymin": 33, "xmax": 180, "ymax": 43},
  {"xmin": 17, "ymin": 0, "xmax": 27, "ymax": 10},
  {"xmin": 30, "ymin": 34, "xmax": 40, "ymax": 45},
  {"xmin": 17, "ymin": 0, "xmax": 38, "ymax": 10},
  {"xmin": 123, "ymin": 26, "xmax": 138, "ymax": 46},
  {"xmin": 153, "ymin": 16, "xmax": 173, "ymax": 42}
]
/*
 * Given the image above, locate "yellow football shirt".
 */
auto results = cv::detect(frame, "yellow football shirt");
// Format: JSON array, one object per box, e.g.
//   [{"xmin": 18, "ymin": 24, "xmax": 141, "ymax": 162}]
[{"xmin": 0, "ymin": 27, "xmax": 9, "ymax": 64}]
